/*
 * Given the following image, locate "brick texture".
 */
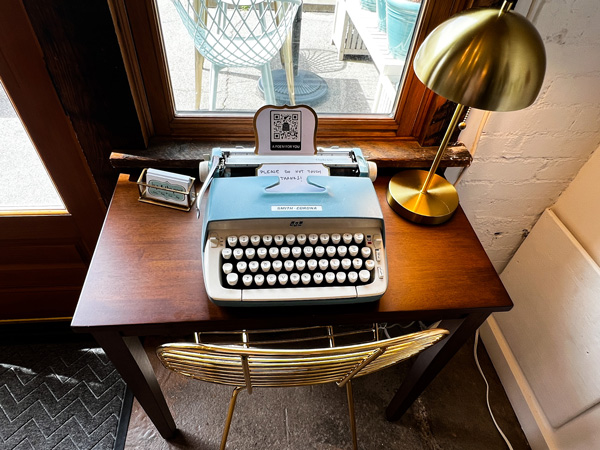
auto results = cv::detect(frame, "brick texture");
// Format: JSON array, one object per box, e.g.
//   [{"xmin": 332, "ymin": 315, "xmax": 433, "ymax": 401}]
[{"xmin": 456, "ymin": 0, "xmax": 600, "ymax": 272}]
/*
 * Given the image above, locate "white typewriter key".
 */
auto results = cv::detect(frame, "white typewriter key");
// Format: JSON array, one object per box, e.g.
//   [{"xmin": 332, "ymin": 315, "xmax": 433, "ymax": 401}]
[
  {"xmin": 245, "ymin": 248, "xmax": 256, "ymax": 259},
  {"xmin": 274, "ymin": 234, "xmax": 284, "ymax": 245},
  {"xmin": 326, "ymin": 246, "xmax": 336, "ymax": 257},
  {"xmin": 308, "ymin": 233, "xmax": 319, "ymax": 245},
  {"xmin": 227, "ymin": 236, "xmax": 238, "ymax": 247},
  {"xmin": 263, "ymin": 235, "xmax": 273, "ymax": 246},
  {"xmin": 348, "ymin": 271, "xmax": 358, "ymax": 283},
  {"xmin": 261, "ymin": 261, "xmax": 271, "ymax": 272},
  {"xmin": 319, "ymin": 259, "xmax": 329, "ymax": 271},
  {"xmin": 233, "ymin": 248, "xmax": 244, "ymax": 260},
  {"xmin": 297, "ymin": 234, "xmax": 307, "ymax": 245},
  {"xmin": 301, "ymin": 273, "xmax": 311, "ymax": 285},
  {"xmin": 325, "ymin": 272, "xmax": 335, "ymax": 283},
  {"xmin": 239, "ymin": 235, "xmax": 249, "ymax": 247},
  {"xmin": 359, "ymin": 270, "xmax": 370, "ymax": 282},
  {"xmin": 237, "ymin": 261, "xmax": 247, "ymax": 273},
  {"xmin": 290, "ymin": 273, "xmax": 300, "ymax": 285},
  {"xmin": 285, "ymin": 234, "xmax": 296, "ymax": 245},
  {"xmin": 249, "ymin": 261, "xmax": 259, "ymax": 273},
  {"xmin": 307, "ymin": 259, "xmax": 318, "ymax": 271},
  {"xmin": 330, "ymin": 259, "xmax": 340, "ymax": 271},
  {"xmin": 250, "ymin": 235, "xmax": 261, "ymax": 246},
  {"xmin": 272, "ymin": 260, "xmax": 283, "ymax": 272},
  {"xmin": 320, "ymin": 233, "xmax": 330, "ymax": 245},
  {"xmin": 315, "ymin": 246, "xmax": 325, "ymax": 257},
  {"xmin": 361, "ymin": 247, "xmax": 371, "ymax": 258},
  {"xmin": 353, "ymin": 258, "xmax": 363, "ymax": 270},
  {"xmin": 313, "ymin": 273, "xmax": 324, "ymax": 284},
  {"xmin": 337, "ymin": 246, "xmax": 348, "ymax": 257},
  {"xmin": 269, "ymin": 247, "xmax": 279, "ymax": 258},
  {"xmin": 343, "ymin": 233, "xmax": 353, "ymax": 244},
  {"xmin": 267, "ymin": 274, "xmax": 277, "ymax": 286},
  {"xmin": 331, "ymin": 233, "xmax": 341, "ymax": 244},
  {"xmin": 226, "ymin": 273, "xmax": 238, "ymax": 286},
  {"xmin": 257, "ymin": 247, "xmax": 268, "ymax": 259},
  {"xmin": 292, "ymin": 246, "xmax": 302, "ymax": 258},
  {"xmin": 354, "ymin": 233, "xmax": 364, "ymax": 244},
  {"xmin": 221, "ymin": 248, "xmax": 232, "ymax": 260},
  {"xmin": 280, "ymin": 247, "xmax": 291, "ymax": 258},
  {"xmin": 303, "ymin": 246, "xmax": 314, "ymax": 258},
  {"xmin": 222, "ymin": 263, "xmax": 233, "ymax": 274},
  {"xmin": 242, "ymin": 274, "xmax": 253, "ymax": 286},
  {"xmin": 341, "ymin": 258, "xmax": 352, "ymax": 270},
  {"xmin": 284, "ymin": 260, "xmax": 295, "ymax": 272},
  {"xmin": 254, "ymin": 274, "xmax": 265, "ymax": 286},
  {"xmin": 336, "ymin": 272, "xmax": 347, "ymax": 283},
  {"xmin": 295, "ymin": 259, "xmax": 306, "ymax": 271},
  {"xmin": 365, "ymin": 259, "xmax": 375, "ymax": 271},
  {"xmin": 278, "ymin": 274, "xmax": 289, "ymax": 285},
  {"xmin": 349, "ymin": 245, "xmax": 359, "ymax": 257}
]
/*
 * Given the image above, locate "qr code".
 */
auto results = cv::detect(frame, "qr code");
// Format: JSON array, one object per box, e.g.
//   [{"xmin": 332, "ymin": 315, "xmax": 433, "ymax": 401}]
[{"xmin": 271, "ymin": 111, "xmax": 301, "ymax": 143}]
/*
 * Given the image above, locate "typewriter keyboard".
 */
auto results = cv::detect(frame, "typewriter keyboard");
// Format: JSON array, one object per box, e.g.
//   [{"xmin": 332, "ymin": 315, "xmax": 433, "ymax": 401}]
[
  {"xmin": 203, "ymin": 227, "xmax": 388, "ymax": 304},
  {"xmin": 221, "ymin": 232, "xmax": 383, "ymax": 288}
]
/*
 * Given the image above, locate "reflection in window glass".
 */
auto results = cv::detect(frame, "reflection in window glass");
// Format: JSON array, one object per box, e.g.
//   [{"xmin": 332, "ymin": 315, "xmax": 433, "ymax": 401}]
[
  {"xmin": 0, "ymin": 82, "xmax": 65, "ymax": 212},
  {"xmin": 157, "ymin": 0, "xmax": 422, "ymax": 114}
]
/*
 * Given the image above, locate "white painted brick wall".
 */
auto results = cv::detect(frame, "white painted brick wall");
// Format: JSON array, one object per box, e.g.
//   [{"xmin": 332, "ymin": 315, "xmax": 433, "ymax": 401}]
[{"xmin": 455, "ymin": 0, "xmax": 600, "ymax": 272}]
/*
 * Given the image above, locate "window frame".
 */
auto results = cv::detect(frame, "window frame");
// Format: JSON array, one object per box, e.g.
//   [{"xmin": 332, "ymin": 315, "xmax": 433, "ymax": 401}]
[{"xmin": 108, "ymin": 0, "xmax": 474, "ymax": 144}]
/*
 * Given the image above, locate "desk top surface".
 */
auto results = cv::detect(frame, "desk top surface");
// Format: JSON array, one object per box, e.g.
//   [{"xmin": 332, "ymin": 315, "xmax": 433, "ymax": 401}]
[{"xmin": 72, "ymin": 174, "xmax": 512, "ymax": 334}]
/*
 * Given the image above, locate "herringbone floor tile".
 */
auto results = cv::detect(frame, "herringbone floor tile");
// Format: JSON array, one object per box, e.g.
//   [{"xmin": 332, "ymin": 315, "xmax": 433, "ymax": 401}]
[{"xmin": 0, "ymin": 342, "xmax": 127, "ymax": 450}]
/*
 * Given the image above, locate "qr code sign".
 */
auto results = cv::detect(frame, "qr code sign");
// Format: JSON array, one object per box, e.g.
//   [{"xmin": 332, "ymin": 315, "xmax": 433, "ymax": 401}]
[{"xmin": 271, "ymin": 111, "xmax": 301, "ymax": 150}]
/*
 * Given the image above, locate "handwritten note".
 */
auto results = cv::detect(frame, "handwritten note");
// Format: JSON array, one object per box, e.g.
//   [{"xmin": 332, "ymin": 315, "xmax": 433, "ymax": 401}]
[{"xmin": 257, "ymin": 164, "xmax": 328, "ymax": 192}]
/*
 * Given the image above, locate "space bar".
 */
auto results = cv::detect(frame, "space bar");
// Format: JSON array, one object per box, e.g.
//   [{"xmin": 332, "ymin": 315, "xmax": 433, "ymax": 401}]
[{"xmin": 241, "ymin": 285, "xmax": 357, "ymax": 302}]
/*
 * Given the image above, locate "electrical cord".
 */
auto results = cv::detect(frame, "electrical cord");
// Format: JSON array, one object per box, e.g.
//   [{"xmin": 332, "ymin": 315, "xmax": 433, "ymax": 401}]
[{"xmin": 474, "ymin": 329, "xmax": 514, "ymax": 450}]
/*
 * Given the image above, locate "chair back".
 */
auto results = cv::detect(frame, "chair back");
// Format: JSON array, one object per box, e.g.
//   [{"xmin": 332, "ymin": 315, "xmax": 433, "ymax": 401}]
[
  {"xmin": 171, "ymin": 0, "xmax": 301, "ymax": 68},
  {"xmin": 157, "ymin": 326, "xmax": 448, "ymax": 391}
]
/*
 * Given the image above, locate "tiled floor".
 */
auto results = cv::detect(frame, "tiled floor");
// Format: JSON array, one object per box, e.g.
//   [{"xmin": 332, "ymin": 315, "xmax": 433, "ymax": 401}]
[{"xmin": 124, "ymin": 332, "xmax": 530, "ymax": 449}]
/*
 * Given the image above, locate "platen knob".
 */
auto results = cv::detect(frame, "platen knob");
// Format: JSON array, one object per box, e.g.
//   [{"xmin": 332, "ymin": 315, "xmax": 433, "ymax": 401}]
[
  {"xmin": 367, "ymin": 161, "xmax": 378, "ymax": 182},
  {"xmin": 199, "ymin": 161, "xmax": 210, "ymax": 182}
]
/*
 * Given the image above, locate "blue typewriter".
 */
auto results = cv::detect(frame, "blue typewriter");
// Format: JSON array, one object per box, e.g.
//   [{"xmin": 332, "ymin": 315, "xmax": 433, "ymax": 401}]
[{"xmin": 196, "ymin": 105, "xmax": 388, "ymax": 306}]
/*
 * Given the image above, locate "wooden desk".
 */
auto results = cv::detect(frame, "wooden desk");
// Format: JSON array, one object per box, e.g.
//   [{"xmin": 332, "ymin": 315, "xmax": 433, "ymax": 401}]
[{"xmin": 72, "ymin": 174, "xmax": 512, "ymax": 439}]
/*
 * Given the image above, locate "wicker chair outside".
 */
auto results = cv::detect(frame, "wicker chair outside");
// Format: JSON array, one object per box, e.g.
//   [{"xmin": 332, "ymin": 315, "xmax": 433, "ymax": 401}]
[{"xmin": 171, "ymin": 0, "xmax": 301, "ymax": 110}]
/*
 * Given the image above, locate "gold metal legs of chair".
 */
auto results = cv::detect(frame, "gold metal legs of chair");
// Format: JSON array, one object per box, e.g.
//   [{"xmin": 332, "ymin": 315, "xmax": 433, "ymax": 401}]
[
  {"xmin": 346, "ymin": 381, "xmax": 358, "ymax": 450},
  {"xmin": 220, "ymin": 386, "xmax": 246, "ymax": 450}
]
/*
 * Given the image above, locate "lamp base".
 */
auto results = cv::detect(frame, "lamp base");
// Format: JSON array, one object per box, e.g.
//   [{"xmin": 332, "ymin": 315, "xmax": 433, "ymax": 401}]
[{"xmin": 386, "ymin": 170, "xmax": 459, "ymax": 225}]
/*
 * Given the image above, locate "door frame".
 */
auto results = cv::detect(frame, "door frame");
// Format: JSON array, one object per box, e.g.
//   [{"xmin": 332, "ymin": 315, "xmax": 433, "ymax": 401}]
[{"xmin": 0, "ymin": 0, "xmax": 106, "ymax": 321}]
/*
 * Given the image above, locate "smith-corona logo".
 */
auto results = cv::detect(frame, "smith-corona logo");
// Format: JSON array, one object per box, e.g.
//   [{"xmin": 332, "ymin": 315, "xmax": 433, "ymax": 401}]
[{"xmin": 271, "ymin": 206, "xmax": 323, "ymax": 212}]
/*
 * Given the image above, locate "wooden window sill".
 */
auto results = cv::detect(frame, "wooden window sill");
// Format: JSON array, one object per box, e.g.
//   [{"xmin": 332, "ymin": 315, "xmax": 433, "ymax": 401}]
[{"xmin": 109, "ymin": 138, "xmax": 472, "ymax": 173}]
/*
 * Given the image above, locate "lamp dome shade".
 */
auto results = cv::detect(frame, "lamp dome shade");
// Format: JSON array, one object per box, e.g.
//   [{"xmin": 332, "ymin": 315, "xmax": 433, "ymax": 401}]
[{"xmin": 413, "ymin": 6, "xmax": 546, "ymax": 111}]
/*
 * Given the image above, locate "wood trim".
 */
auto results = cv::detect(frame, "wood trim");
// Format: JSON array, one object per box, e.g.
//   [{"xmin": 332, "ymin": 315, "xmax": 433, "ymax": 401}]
[
  {"xmin": 107, "ymin": 0, "xmax": 154, "ymax": 145},
  {"xmin": 112, "ymin": 0, "xmax": 474, "ymax": 142}
]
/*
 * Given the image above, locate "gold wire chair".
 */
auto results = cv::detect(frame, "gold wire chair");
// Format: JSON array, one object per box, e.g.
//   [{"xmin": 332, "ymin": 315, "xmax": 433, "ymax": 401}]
[{"xmin": 157, "ymin": 324, "xmax": 448, "ymax": 449}]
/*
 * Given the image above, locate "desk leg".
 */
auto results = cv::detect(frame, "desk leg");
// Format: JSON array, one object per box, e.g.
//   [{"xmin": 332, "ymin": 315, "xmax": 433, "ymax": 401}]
[
  {"xmin": 385, "ymin": 312, "xmax": 488, "ymax": 421},
  {"xmin": 93, "ymin": 331, "xmax": 177, "ymax": 439}
]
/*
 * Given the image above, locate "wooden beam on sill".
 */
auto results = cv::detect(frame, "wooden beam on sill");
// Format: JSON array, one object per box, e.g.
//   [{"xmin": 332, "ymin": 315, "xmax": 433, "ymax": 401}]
[{"xmin": 109, "ymin": 138, "xmax": 472, "ymax": 171}]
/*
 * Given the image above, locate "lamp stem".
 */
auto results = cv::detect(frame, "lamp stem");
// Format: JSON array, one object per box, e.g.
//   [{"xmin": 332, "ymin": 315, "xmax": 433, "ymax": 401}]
[{"xmin": 420, "ymin": 103, "xmax": 465, "ymax": 194}]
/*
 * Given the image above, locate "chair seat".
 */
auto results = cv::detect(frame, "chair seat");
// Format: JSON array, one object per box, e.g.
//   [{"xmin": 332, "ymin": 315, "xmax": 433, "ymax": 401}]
[
  {"xmin": 198, "ymin": 33, "xmax": 287, "ymax": 67},
  {"xmin": 157, "ymin": 324, "xmax": 448, "ymax": 449}
]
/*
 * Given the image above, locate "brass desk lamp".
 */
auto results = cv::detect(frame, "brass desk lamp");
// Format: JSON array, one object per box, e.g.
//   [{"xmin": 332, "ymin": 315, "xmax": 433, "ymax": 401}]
[{"xmin": 387, "ymin": 1, "xmax": 546, "ymax": 224}]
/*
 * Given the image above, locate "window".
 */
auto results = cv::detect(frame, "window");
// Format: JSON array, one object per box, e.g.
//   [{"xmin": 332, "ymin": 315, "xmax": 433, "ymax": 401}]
[{"xmin": 109, "ymin": 0, "xmax": 474, "ymax": 143}]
